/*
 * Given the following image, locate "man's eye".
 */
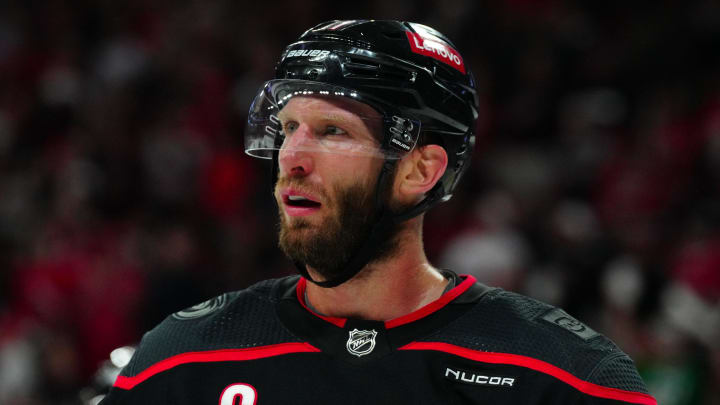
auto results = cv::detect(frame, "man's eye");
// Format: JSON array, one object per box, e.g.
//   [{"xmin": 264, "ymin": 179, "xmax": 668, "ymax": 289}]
[
  {"xmin": 324, "ymin": 126, "xmax": 347, "ymax": 136},
  {"xmin": 283, "ymin": 122, "xmax": 298, "ymax": 133}
]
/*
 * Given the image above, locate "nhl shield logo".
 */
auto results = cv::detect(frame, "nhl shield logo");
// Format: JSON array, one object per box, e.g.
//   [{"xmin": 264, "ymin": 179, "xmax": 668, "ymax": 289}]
[{"xmin": 346, "ymin": 329, "xmax": 377, "ymax": 357}]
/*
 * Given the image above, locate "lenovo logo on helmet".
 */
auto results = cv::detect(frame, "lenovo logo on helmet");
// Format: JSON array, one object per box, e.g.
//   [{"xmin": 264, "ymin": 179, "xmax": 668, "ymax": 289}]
[{"xmin": 406, "ymin": 31, "xmax": 465, "ymax": 74}]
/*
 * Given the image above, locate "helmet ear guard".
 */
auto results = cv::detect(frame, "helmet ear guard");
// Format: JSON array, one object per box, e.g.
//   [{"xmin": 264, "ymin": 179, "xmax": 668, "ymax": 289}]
[{"xmin": 246, "ymin": 20, "xmax": 479, "ymax": 287}]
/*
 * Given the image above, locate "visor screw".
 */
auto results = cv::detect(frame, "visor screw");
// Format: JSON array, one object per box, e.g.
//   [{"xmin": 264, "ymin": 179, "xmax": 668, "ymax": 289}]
[{"xmin": 307, "ymin": 69, "xmax": 319, "ymax": 80}]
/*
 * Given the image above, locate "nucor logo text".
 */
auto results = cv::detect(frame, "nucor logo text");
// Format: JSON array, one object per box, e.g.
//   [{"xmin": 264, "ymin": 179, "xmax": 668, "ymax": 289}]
[{"xmin": 445, "ymin": 368, "xmax": 515, "ymax": 387}]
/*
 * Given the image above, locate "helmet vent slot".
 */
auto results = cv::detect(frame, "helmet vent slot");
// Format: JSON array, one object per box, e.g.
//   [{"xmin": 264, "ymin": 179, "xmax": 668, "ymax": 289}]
[
  {"xmin": 344, "ymin": 58, "xmax": 380, "ymax": 76},
  {"xmin": 382, "ymin": 31, "xmax": 406, "ymax": 40},
  {"xmin": 434, "ymin": 63, "xmax": 460, "ymax": 82},
  {"xmin": 309, "ymin": 33, "xmax": 372, "ymax": 49},
  {"xmin": 344, "ymin": 57, "xmax": 415, "ymax": 83}
]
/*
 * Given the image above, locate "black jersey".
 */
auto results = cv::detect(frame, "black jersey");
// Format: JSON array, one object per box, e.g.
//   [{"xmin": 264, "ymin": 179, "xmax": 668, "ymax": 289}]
[{"xmin": 100, "ymin": 273, "xmax": 656, "ymax": 404}]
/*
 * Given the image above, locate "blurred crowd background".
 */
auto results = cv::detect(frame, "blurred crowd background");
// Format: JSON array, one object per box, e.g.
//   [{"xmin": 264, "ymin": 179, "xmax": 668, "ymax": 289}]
[{"xmin": 0, "ymin": 1, "xmax": 719, "ymax": 404}]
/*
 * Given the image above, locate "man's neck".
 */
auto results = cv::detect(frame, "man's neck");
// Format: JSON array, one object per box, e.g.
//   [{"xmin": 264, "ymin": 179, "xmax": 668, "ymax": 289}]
[{"xmin": 304, "ymin": 231, "xmax": 449, "ymax": 321}]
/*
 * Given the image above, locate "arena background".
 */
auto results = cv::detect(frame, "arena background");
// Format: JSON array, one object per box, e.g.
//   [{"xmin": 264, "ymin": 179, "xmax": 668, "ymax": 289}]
[{"xmin": 0, "ymin": 1, "xmax": 718, "ymax": 404}]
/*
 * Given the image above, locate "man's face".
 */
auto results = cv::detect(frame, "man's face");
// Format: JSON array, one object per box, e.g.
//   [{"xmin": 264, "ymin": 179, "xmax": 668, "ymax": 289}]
[{"xmin": 273, "ymin": 96, "xmax": 394, "ymax": 280}]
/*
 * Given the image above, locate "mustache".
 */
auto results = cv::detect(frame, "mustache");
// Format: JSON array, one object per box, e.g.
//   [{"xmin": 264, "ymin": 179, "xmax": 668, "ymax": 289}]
[{"xmin": 275, "ymin": 177, "xmax": 329, "ymax": 201}]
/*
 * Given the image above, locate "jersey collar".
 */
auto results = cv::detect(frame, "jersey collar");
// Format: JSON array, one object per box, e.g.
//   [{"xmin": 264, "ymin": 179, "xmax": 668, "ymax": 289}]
[{"xmin": 294, "ymin": 273, "xmax": 478, "ymax": 329}]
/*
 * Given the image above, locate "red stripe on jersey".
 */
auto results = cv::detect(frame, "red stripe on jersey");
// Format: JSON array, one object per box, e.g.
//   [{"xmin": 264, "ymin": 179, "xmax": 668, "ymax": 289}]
[
  {"xmin": 398, "ymin": 342, "xmax": 657, "ymax": 405},
  {"xmin": 113, "ymin": 343, "xmax": 321, "ymax": 390},
  {"xmin": 385, "ymin": 275, "xmax": 476, "ymax": 329},
  {"xmin": 297, "ymin": 277, "xmax": 347, "ymax": 327}
]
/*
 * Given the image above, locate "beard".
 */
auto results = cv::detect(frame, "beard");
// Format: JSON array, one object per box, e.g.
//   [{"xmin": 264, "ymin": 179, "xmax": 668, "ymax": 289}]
[{"xmin": 277, "ymin": 175, "xmax": 401, "ymax": 282}]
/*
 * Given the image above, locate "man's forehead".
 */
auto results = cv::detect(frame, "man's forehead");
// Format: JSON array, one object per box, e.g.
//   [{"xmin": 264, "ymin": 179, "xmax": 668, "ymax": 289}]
[{"xmin": 278, "ymin": 95, "xmax": 381, "ymax": 120}]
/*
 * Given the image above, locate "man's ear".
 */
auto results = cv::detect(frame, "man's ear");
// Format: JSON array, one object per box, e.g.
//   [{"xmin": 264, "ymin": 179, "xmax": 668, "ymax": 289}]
[{"xmin": 394, "ymin": 145, "xmax": 448, "ymax": 204}]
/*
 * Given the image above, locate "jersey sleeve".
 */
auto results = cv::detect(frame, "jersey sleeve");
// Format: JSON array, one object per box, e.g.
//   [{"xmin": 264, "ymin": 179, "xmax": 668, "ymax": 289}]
[
  {"xmin": 100, "ymin": 280, "xmax": 301, "ymax": 404},
  {"xmin": 415, "ymin": 287, "xmax": 656, "ymax": 404},
  {"xmin": 98, "ymin": 343, "xmax": 164, "ymax": 403},
  {"xmin": 589, "ymin": 353, "xmax": 649, "ymax": 393},
  {"xmin": 99, "ymin": 321, "xmax": 174, "ymax": 404},
  {"xmin": 100, "ymin": 380, "xmax": 166, "ymax": 404},
  {"xmin": 568, "ymin": 352, "xmax": 654, "ymax": 404}
]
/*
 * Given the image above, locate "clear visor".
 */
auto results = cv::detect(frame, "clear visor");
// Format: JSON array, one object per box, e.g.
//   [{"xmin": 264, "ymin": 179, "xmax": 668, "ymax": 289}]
[{"xmin": 245, "ymin": 80, "xmax": 421, "ymax": 160}]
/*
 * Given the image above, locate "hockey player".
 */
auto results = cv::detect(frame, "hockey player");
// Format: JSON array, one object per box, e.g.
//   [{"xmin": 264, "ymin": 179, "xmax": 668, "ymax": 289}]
[{"xmin": 100, "ymin": 20, "xmax": 657, "ymax": 404}]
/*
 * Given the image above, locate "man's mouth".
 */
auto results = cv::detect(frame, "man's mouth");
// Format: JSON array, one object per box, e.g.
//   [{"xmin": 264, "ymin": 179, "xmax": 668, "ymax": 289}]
[
  {"xmin": 281, "ymin": 190, "xmax": 323, "ymax": 216},
  {"xmin": 285, "ymin": 194, "xmax": 322, "ymax": 208}
]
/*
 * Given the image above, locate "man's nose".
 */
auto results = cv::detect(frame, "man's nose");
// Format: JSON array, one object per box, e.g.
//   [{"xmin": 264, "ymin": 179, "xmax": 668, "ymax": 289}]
[{"xmin": 278, "ymin": 123, "xmax": 315, "ymax": 176}]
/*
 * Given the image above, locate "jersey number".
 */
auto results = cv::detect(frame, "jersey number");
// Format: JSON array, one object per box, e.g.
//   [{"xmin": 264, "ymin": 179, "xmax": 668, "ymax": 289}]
[{"xmin": 219, "ymin": 383, "xmax": 257, "ymax": 405}]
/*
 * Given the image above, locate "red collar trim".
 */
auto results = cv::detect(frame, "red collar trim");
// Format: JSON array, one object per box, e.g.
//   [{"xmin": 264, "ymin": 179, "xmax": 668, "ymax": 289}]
[
  {"xmin": 295, "ymin": 274, "xmax": 477, "ymax": 329},
  {"xmin": 296, "ymin": 277, "xmax": 347, "ymax": 327},
  {"xmin": 384, "ymin": 274, "xmax": 476, "ymax": 329}
]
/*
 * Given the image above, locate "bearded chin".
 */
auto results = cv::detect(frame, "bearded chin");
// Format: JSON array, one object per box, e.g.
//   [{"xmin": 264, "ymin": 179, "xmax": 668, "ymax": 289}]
[{"xmin": 278, "ymin": 182, "xmax": 399, "ymax": 282}]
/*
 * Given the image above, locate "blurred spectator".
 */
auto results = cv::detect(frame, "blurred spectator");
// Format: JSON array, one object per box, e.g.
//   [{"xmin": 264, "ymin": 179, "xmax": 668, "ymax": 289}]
[{"xmin": 439, "ymin": 190, "xmax": 529, "ymax": 290}]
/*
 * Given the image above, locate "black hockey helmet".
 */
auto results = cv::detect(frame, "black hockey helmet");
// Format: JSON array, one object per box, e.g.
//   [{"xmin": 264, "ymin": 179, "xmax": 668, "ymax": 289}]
[{"xmin": 245, "ymin": 20, "xmax": 478, "ymax": 287}]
